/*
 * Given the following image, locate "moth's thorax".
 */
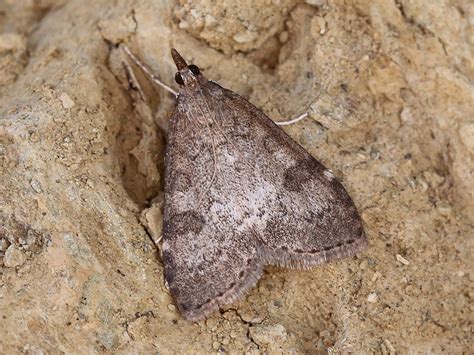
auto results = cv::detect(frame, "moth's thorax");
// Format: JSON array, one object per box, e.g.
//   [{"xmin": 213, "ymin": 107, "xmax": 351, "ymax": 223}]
[{"xmin": 176, "ymin": 80, "xmax": 219, "ymax": 127}]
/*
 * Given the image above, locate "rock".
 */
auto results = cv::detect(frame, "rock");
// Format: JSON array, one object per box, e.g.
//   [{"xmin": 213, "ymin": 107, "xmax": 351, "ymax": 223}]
[
  {"xmin": 233, "ymin": 30, "xmax": 257, "ymax": 44},
  {"xmin": 58, "ymin": 92, "xmax": 75, "ymax": 109},
  {"xmin": 367, "ymin": 292, "xmax": 378, "ymax": 303},
  {"xmin": 0, "ymin": 0, "xmax": 472, "ymax": 353},
  {"xmin": 0, "ymin": 238, "xmax": 9, "ymax": 251},
  {"xmin": 30, "ymin": 178, "xmax": 43, "ymax": 193},
  {"xmin": 139, "ymin": 201, "xmax": 163, "ymax": 246},
  {"xmin": 305, "ymin": 0, "xmax": 325, "ymax": 7},
  {"xmin": 4, "ymin": 244, "xmax": 26, "ymax": 267},
  {"xmin": 22, "ymin": 344, "xmax": 45, "ymax": 355},
  {"xmin": 0, "ymin": 33, "xmax": 26, "ymax": 53},
  {"xmin": 396, "ymin": 254, "xmax": 410, "ymax": 266},
  {"xmin": 97, "ymin": 331, "xmax": 119, "ymax": 350},
  {"xmin": 249, "ymin": 323, "xmax": 287, "ymax": 346},
  {"xmin": 459, "ymin": 123, "xmax": 474, "ymax": 154}
]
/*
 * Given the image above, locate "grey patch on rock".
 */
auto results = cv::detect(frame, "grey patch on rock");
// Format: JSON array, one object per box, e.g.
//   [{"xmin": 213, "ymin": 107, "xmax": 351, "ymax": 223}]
[{"xmin": 97, "ymin": 331, "xmax": 119, "ymax": 350}]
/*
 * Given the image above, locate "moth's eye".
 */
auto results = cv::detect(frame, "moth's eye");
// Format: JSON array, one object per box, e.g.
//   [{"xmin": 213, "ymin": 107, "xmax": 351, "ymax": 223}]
[
  {"xmin": 175, "ymin": 72, "xmax": 184, "ymax": 85},
  {"xmin": 189, "ymin": 64, "xmax": 200, "ymax": 75}
]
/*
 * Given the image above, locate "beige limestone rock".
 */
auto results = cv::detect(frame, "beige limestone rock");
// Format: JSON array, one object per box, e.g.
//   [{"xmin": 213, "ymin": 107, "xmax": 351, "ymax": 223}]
[{"xmin": 0, "ymin": 0, "xmax": 472, "ymax": 353}]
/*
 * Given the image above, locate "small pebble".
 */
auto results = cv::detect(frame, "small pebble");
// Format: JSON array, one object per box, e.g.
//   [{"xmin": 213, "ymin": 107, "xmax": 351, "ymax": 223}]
[
  {"xmin": 371, "ymin": 271, "xmax": 382, "ymax": 282},
  {"xmin": 279, "ymin": 31, "xmax": 289, "ymax": 43},
  {"xmin": 229, "ymin": 329, "xmax": 240, "ymax": 339},
  {"xmin": 0, "ymin": 33, "xmax": 25, "ymax": 53},
  {"xmin": 370, "ymin": 147, "xmax": 381, "ymax": 160},
  {"xmin": 29, "ymin": 132, "xmax": 39, "ymax": 142},
  {"xmin": 367, "ymin": 292, "xmax": 378, "ymax": 303},
  {"xmin": 98, "ymin": 331, "xmax": 118, "ymax": 350},
  {"xmin": 0, "ymin": 238, "xmax": 9, "ymax": 251},
  {"xmin": 319, "ymin": 329, "xmax": 331, "ymax": 339},
  {"xmin": 233, "ymin": 30, "xmax": 256, "ymax": 43},
  {"xmin": 4, "ymin": 244, "xmax": 26, "ymax": 267},
  {"xmin": 359, "ymin": 259, "xmax": 369, "ymax": 270},
  {"xmin": 206, "ymin": 318, "xmax": 218, "ymax": 330},
  {"xmin": 30, "ymin": 179, "xmax": 43, "ymax": 193},
  {"xmin": 459, "ymin": 123, "xmax": 474, "ymax": 153},
  {"xmin": 305, "ymin": 0, "xmax": 325, "ymax": 6},
  {"xmin": 204, "ymin": 14, "xmax": 216, "ymax": 26},
  {"xmin": 248, "ymin": 323, "xmax": 287, "ymax": 345},
  {"xmin": 396, "ymin": 254, "xmax": 410, "ymax": 265},
  {"xmin": 384, "ymin": 339, "xmax": 396, "ymax": 353},
  {"xmin": 437, "ymin": 203, "xmax": 452, "ymax": 216},
  {"xmin": 400, "ymin": 107, "xmax": 413, "ymax": 123},
  {"xmin": 59, "ymin": 92, "xmax": 75, "ymax": 109},
  {"xmin": 178, "ymin": 21, "xmax": 190, "ymax": 30},
  {"xmin": 22, "ymin": 344, "xmax": 45, "ymax": 355}
]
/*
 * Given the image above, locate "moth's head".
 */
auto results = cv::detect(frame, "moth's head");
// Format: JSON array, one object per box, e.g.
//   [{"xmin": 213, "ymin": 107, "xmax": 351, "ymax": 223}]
[{"xmin": 171, "ymin": 48, "xmax": 204, "ymax": 89}]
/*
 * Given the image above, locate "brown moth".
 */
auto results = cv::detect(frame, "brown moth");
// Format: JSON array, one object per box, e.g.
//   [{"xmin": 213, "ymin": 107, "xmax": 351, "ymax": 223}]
[{"xmin": 131, "ymin": 48, "xmax": 367, "ymax": 321}]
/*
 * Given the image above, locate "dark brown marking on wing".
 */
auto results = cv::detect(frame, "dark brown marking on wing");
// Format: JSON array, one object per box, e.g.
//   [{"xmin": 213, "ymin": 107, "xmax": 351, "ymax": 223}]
[
  {"xmin": 167, "ymin": 210, "xmax": 205, "ymax": 236},
  {"xmin": 283, "ymin": 158, "xmax": 325, "ymax": 192}
]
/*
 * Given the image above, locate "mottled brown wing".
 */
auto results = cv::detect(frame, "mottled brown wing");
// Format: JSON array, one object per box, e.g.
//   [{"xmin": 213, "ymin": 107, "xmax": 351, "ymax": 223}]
[{"xmin": 162, "ymin": 81, "xmax": 366, "ymax": 321}]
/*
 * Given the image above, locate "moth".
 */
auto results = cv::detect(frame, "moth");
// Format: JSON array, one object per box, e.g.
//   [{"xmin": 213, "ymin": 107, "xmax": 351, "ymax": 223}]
[{"xmin": 125, "ymin": 47, "xmax": 367, "ymax": 321}]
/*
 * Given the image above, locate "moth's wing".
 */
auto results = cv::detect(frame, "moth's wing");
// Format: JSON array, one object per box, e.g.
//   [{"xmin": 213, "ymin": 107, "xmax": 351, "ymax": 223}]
[
  {"xmin": 163, "ymin": 104, "xmax": 265, "ymax": 322},
  {"xmin": 163, "ymin": 81, "xmax": 366, "ymax": 321},
  {"xmin": 209, "ymin": 83, "xmax": 367, "ymax": 268}
]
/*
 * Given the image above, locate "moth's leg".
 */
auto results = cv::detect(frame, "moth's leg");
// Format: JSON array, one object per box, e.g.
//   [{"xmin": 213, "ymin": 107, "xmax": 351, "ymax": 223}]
[
  {"xmin": 122, "ymin": 56, "xmax": 157, "ymax": 127},
  {"xmin": 275, "ymin": 111, "xmax": 309, "ymax": 126},
  {"xmin": 140, "ymin": 211, "xmax": 164, "ymax": 256},
  {"xmin": 154, "ymin": 234, "xmax": 163, "ymax": 248},
  {"xmin": 123, "ymin": 45, "xmax": 178, "ymax": 97}
]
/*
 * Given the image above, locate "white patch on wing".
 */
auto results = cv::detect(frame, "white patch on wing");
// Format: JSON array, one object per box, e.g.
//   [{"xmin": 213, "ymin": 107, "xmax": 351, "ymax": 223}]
[
  {"xmin": 208, "ymin": 178, "xmax": 277, "ymax": 233},
  {"xmin": 184, "ymin": 237, "xmax": 216, "ymax": 270},
  {"xmin": 273, "ymin": 149, "xmax": 294, "ymax": 168},
  {"xmin": 174, "ymin": 191, "xmax": 199, "ymax": 213},
  {"xmin": 222, "ymin": 150, "xmax": 236, "ymax": 165}
]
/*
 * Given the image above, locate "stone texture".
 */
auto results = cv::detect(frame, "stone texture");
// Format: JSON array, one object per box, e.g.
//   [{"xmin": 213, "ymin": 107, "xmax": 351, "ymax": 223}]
[
  {"xmin": 0, "ymin": 0, "xmax": 472, "ymax": 353},
  {"xmin": 3, "ymin": 245, "xmax": 26, "ymax": 268}
]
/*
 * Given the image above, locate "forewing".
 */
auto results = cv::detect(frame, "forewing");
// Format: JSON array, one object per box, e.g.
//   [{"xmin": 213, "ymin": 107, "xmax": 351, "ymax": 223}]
[
  {"xmin": 207, "ymin": 82, "xmax": 366, "ymax": 267},
  {"xmin": 163, "ymin": 98, "xmax": 264, "ymax": 321}
]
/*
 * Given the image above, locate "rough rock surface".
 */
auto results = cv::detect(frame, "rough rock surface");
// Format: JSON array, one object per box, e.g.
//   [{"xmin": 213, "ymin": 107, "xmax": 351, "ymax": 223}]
[{"xmin": 0, "ymin": 0, "xmax": 472, "ymax": 353}]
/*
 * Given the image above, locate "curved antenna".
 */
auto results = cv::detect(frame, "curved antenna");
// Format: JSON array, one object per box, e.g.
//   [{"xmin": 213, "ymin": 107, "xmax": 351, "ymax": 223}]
[
  {"xmin": 171, "ymin": 48, "xmax": 188, "ymax": 70},
  {"xmin": 275, "ymin": 112, "xmax": 309, "ymax": 126},
  {"xmin": 123, "ymin": 46, "xmax": 177, "ymax": 96}
]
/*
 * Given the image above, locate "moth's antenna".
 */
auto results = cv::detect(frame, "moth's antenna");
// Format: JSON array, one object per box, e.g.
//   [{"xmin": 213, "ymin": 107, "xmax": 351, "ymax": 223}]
[
  {"xmin": 275, "ymin": 112, "xmax": 309, "ymax": 126},
  {"xmin": 123, "ymin": 45, "xmax": 178, "ymax": 97}
]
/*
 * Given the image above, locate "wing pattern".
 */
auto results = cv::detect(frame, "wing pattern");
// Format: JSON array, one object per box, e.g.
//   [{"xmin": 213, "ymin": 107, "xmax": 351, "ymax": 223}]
[{"xmin": 163, "ymin": 81, "xmax": 366, "ymax": 321}]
